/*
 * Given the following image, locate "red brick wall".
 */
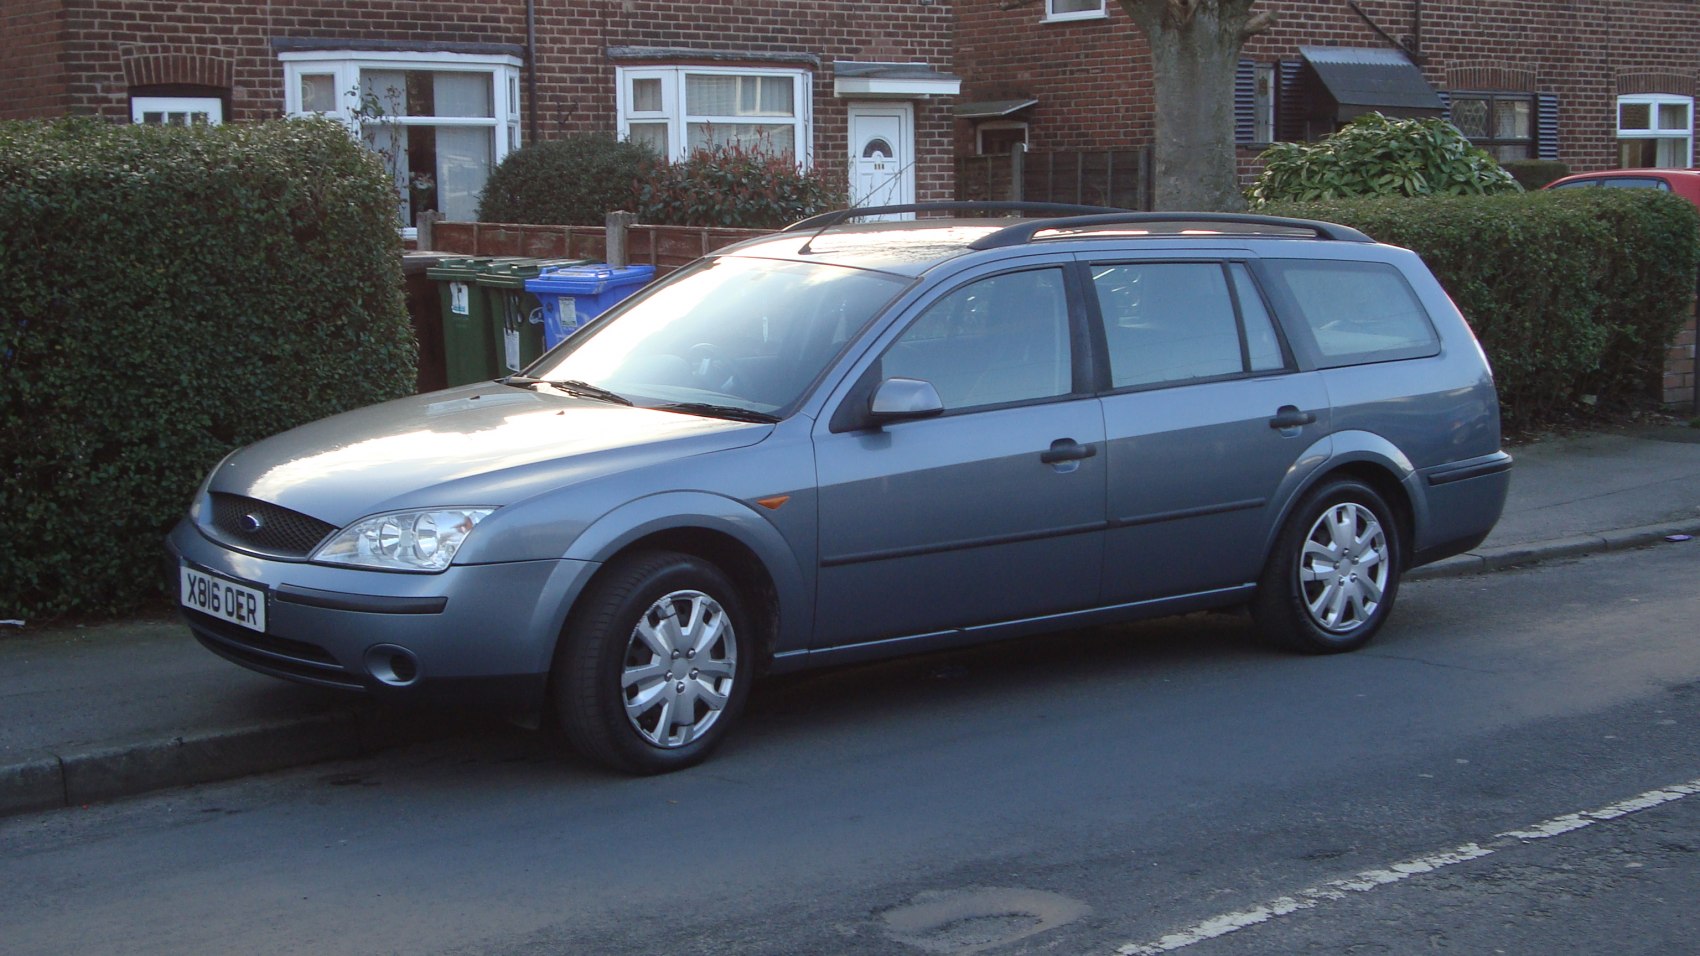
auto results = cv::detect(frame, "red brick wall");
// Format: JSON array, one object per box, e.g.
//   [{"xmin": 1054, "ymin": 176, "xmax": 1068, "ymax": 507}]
[
  {"xmin": 1, "ymin": 0, "xmax": 70, "ymax": 119},
  {"xmin": 1, "ymin": 0, "xmax": 957, "ymax": 201},
  {"xmin": 955, "ymin": 0, "xmax": 1700, "ymax": 174}
]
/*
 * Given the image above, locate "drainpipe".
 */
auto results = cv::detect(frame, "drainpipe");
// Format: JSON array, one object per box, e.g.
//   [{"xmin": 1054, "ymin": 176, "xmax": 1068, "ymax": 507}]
[{"xmin": 526, "ymin": 0, "xmax": 539, "ymax": 143}]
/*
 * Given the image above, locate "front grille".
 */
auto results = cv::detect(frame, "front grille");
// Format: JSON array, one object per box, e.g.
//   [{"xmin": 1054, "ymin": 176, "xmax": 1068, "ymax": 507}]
[{"xmin": 210, "ymin": 493, "xmax": 337, "ymax": 558}]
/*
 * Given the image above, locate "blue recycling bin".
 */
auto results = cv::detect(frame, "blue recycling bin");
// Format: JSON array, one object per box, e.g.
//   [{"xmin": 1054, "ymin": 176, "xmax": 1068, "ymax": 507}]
[{"xmin": 525, "ymin": 263, "xmax": 656, "ymax": 349}]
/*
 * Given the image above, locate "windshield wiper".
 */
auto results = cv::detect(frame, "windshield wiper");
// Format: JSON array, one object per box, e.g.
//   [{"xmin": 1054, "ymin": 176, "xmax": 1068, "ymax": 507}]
[
  {"xmin": 654, "ymin": 402, "xmax": 781, "ymax": 424},
  {"xmin": 550, "ymin": 379, "xmax": 633, "ymax": 406},
  {"xmin": 498, "ymin": 375, "xmax": 632, "ymax": 406}
]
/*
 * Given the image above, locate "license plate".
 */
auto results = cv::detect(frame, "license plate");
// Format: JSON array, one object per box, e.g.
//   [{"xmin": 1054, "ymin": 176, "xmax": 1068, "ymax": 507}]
[{"xmin": 180, "ymin": 565, "xmax": 267, "ymax": 633}]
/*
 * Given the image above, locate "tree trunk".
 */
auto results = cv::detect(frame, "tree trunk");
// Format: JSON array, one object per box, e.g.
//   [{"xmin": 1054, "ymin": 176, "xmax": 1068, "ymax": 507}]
[{"xmin": 1119, "ymin": 0, "xmax": 1265, "ymax": 212}]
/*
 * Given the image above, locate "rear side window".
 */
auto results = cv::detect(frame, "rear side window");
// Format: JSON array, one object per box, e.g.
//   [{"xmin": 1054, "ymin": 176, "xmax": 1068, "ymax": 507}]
[
  {"xmin": 1263, "ymin": 259, "xmax": 1439, "ymax": 367},
  {"xmin": 1090, "ymin": 261, "xmax": 1287, "ymax": 389}
]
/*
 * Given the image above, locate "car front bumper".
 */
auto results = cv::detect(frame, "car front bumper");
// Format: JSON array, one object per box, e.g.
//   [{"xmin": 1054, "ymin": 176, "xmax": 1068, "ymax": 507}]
[{"xmin": 166, "ymin": 519, "xmax": 598, "ymax": 713}]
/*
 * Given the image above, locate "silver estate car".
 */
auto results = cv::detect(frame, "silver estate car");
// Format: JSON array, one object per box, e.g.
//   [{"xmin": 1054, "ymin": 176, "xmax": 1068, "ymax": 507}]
[{"xmin": 169, "ymin": 205, "xmax": 1512, "ymax": 773}]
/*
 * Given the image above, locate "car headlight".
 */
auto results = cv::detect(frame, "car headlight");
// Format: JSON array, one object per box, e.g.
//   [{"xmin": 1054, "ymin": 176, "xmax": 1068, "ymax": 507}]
[{"xmin": 312, "ymin": 508, "xmax": 494, "ymax": 572}]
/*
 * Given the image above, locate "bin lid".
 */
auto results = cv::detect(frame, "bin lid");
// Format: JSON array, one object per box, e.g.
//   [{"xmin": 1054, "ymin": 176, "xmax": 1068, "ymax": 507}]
[
  {"xmin": 425, "ymin": 256, "xmax": 533, "ymax": 280},
  {"xmin": 474, "ymin": 257, "xmax": 594, "ymax": 288},
  {"xmin": 525, "ymin": 263, "xmax": 656, "ymax": 294}
]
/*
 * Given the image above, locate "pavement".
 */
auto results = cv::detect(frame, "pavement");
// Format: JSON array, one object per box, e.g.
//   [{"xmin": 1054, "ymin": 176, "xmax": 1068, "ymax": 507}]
[{"xmin": 4, "ymin": 425, "xmax": 1700, "ymax": 817}]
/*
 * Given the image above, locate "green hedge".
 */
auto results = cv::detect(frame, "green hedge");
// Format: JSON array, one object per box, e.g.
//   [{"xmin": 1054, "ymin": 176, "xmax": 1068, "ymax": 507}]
[
  {"xmin": 1268, "ymin": 190, "xmax": 1700, "ymax": 423},
  {"xmin": 635, "ymin": 143, "xmax": 846, "ymax": 228},
  {"xmin": 477, "ymin": 134, "xmax": 654, "ymax": 225},
  {"xmin": 0, "ymin": 117, "xmax": 416, "ymax": 619}
]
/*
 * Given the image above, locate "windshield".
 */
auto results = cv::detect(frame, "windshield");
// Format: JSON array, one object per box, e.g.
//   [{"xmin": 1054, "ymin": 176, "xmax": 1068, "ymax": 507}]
[{"xmin": 527, "ymin": 256, "xmax": 910, "ymax": 418}]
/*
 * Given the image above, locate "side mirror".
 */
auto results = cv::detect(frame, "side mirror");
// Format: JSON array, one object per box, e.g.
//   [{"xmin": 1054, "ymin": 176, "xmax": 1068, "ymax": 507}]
[{"xmin": 867, "ymin": 377, "xmax": 945, "ymax": 427}]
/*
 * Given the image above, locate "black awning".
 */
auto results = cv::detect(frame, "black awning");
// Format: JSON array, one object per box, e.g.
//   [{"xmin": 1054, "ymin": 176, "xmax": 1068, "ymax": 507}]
[{"xmin": 1300, "ymin": 46, "xmax": 1445, "ymax": 118}]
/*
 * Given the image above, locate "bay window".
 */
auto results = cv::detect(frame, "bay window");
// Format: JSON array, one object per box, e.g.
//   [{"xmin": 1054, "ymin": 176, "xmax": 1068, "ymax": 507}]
[
  {"xmin": 281, "ymin": 51, "xmax": 522, "ymax": 231},
  {"xmin": 617, "ymin": 65, "xmax": 811, "ymax": 163}
]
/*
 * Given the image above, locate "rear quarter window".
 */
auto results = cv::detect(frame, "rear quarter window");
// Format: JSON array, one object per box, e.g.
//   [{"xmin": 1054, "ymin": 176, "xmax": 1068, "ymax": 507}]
[{"xmin": 1263, "ymin": 259, "xmax": 1439, "ymax": 368}]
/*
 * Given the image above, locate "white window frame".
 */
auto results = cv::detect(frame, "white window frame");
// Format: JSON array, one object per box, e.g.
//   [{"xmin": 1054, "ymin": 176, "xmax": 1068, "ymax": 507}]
[
  {"xmin": 1044, "ymin": 0, "xmax": 1107, "ymax": 22},
  {"xmin": 1616, "ymin": 92, "xmax": 1693, "ymax": 168},
  {"xmin": 132, "ymin": 96, "xmax": 223, "ymax": 125},
  {"xmin": 616, "ymin": 65, "xmax": 813, "ymax": 165},
  {"xmin": 280, "ymin": 50, "xmax": 523, "ymax": 236}
]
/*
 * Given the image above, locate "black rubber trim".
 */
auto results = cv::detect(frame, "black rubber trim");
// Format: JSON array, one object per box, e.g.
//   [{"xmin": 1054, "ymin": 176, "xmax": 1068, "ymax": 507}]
[
  {"xmin": 274, "ymin": 584, "xmax": 448, "ymax": 615},
  {"xmin": 1110, "ymin": 497, "xmax": 1267, "ymax": 529},
  {"xmin": 819, "ymin": 521, "xmax": 1108, "ymax": 568},
  {"xmin": 1425, "ymin": 452, "xmax": 1514, "ymax": 486}
]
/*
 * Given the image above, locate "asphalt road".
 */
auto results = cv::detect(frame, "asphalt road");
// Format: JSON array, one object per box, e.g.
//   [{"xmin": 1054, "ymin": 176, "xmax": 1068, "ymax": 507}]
[{"xmin": 3, "ymin": 543, "xmax": 1698, "ymax": 955}]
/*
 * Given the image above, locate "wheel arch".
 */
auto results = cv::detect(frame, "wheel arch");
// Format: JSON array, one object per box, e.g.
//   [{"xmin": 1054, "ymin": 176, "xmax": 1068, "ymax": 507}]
[
  {"xmin": 555, "ymin": 493, "xmax": 807, "ymax": 675},
  {"xmin": 1264, "ymin": 432, "xmax": 1420, "ymax": 564}
]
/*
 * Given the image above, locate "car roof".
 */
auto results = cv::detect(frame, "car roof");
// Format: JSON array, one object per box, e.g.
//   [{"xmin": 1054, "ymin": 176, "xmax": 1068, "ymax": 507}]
[
  {"xmin": 713, "ymin": 204, "xmax": 1376, "ymax": 277},
  {"xmin": 1545, "ymin": 168, "xmax": 1700, "ymax": 188}
]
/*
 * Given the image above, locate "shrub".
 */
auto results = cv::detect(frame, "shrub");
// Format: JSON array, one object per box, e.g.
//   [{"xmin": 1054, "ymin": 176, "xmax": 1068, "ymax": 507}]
[
  {"xmin": 1249, "ymin": 112, "xmax": 1521, "ymax": 205},
  {"xmin": 1268, "ymin": 190, "xmax": 1700, "ymax": 423},
  {"xmin": 1502, "ymin": 158, "xmax": 1570, "ymax": 191},
  {"xmin": 636, "ymin": 143, "xmax": 846, "ymax": 228},
  {"xmin": 0, "ymin": 117, "xmax": 416, "ymax": 618},
  {"xmin": 477, "ymin": 135, "xmax": 654, "ymax": 225}
]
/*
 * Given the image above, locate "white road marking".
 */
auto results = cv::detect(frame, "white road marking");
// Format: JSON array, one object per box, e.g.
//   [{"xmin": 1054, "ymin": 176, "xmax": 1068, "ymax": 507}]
[{"xmin": 1115, "ymin": 777, "xmax": 1700, "ymax": 955}]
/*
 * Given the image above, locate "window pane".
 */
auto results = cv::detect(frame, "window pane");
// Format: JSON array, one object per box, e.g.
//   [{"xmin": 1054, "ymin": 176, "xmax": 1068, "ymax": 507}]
[
  {"xmin": 1451, "ymin": 98, "xmax": 1489, "ymax": 139},
  {"xmin": 1621, "ymin": 139, "xmax": 1658, "ymax": 167},
  {"xmin": 361, "ymin": 71, "xmax": 408, "ymax": 116},
  {"xmin": 361, "ymin": 71, "xmax": 491, "ymax": 118},
  {"xmin": 1093, "ymin": 263, "xmax": 1243, "ymax": 388},
  {"xmin": 687, "ymin": 75, "xmax": 738, "ymax": 115},
  {"xmin": 1267, "ymin": 260, "xmax": 1437, "ymax": 365},
  {"xmin": 628, "ymin": 122, "xmax": 668, "ymax": 155},
  {"xmin": 884, "ymin": 270, "xmax": 1072, "ymax": 410},
  {"xmin": 687, "ymin": 122, "xmax": 794, "ymax": 156},
  {"xmin": 1494, "ymin": 99, "xmax": 1531, "ymax": 139},
  {"xmin": 687, "ymin": 74, "xmax": 793, "ymax": 117},
  {"xmin": 1620, "ymin": 102, "xmax": 1652, "ymax": 131},
  {"xmin": 301, "ymin": 73, "xmax": 338, "ymax": 113},
  {"xmin": 435, "ymin": 126, "xmax": 494, "ymax": 221},
  {"xmin": 433, "ymin": 72, "xmax": 492, "ymax": 118},
  {"xmin": 1230, "ymin": 265, "xmax": 1284, "ymax": 372},
  {"xmin": 1658, "ymin": 101, "xmax": 1690, "ymax": 131},
  {"xmin": 1049, "ymin": 0, "xmax": 1103, "ymax": 14},
  {"xmin": 632, "ymin": 77, "xmax": 663, "ymax": 112}
]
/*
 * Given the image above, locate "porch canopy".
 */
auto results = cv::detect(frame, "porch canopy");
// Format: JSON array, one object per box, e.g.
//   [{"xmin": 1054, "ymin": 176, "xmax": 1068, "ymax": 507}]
[{"xmin": 1300, "ymin": 46, "xmax": 1445, "ymax": 122}]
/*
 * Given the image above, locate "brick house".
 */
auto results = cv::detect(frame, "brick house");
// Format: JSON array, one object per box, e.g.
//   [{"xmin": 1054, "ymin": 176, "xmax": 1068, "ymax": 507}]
[
  {"xmin": 954, "ymin": 0, "xmax": 1700, "ymax": 181},
  {"xmin": 1, "ymin": 0, "xmax": 961, "ymax": 234}
]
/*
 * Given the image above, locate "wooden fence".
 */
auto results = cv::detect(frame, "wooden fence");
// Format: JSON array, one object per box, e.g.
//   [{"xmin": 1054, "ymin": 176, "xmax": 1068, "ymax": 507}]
[
  {"xmin": 957, "ymin": 147, "xmax": 1154, "ymax": 210},
  {"xmin": 422, "ymin": 220, "xmax": 768, "ymax": 278}
]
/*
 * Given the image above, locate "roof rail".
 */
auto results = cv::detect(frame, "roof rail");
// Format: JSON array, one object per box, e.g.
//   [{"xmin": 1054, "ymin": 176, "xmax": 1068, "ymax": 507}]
[
  {"xmin": 966, "ymin": 212, "xmax": 1375, "ymax": 250},
  {"xmin": 782, "ymin": 201, "xmax": 1130, "ymax": 234}
]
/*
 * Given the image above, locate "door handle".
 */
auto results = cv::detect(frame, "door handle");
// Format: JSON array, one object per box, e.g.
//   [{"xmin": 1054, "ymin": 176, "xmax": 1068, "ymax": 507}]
[
  {"xmin": 1041, "ymin": 439, "xmax": 1098, "ymax": 464},
  {"xmin": 1268, "ymin": 406, "xmax": 1316, "ymax": 430}
]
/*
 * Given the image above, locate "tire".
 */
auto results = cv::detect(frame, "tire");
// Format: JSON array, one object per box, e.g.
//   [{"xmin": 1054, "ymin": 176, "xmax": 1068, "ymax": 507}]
[
  {"xmin": 1253, "ymin": 478, "xmax": 1402, "ymax": 654},
  {"xmin": 554, "ymin": 551, "xmax": 753, "ymax": 774}
]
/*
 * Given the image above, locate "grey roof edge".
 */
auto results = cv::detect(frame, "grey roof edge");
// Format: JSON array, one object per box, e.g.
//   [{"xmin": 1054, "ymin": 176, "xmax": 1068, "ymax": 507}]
[
  {"xmin": 271, "ymin": 37, "xmax": 526, "ymax": 58},
  {"xmin": 833, "ymin": 60, "xmax": 958, "ymax": 81},
  {"xmin": 606, "ymin": 46, "xmax": 822, "ymax": 68},
  {"xmin": 954, "ymin": 97, "xmax": 1039, "ymax": 119}
]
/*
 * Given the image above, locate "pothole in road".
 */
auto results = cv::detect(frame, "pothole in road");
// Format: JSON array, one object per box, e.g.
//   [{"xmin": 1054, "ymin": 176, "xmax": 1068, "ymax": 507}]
[{"xmin": 881, "ymin": 887, "xmax": 1091, "ymax": 954}]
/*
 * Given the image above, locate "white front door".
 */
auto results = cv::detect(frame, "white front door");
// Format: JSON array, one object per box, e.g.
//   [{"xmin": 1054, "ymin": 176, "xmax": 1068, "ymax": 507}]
[{"xmin": 848, "ymin": 103, "xmax": 914, "ymax": 217}]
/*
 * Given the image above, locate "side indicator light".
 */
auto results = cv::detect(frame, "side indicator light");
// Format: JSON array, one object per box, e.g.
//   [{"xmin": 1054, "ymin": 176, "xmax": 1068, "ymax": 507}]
[{"xmin": 756, "ymin": 495, "xmax": 791, "ymax": 511}]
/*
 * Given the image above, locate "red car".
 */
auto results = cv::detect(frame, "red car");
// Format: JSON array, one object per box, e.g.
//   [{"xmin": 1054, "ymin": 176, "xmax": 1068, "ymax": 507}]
[{"xmin": 1543, "ymin": 168, "xmax": 1700, "ymax": 206}]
